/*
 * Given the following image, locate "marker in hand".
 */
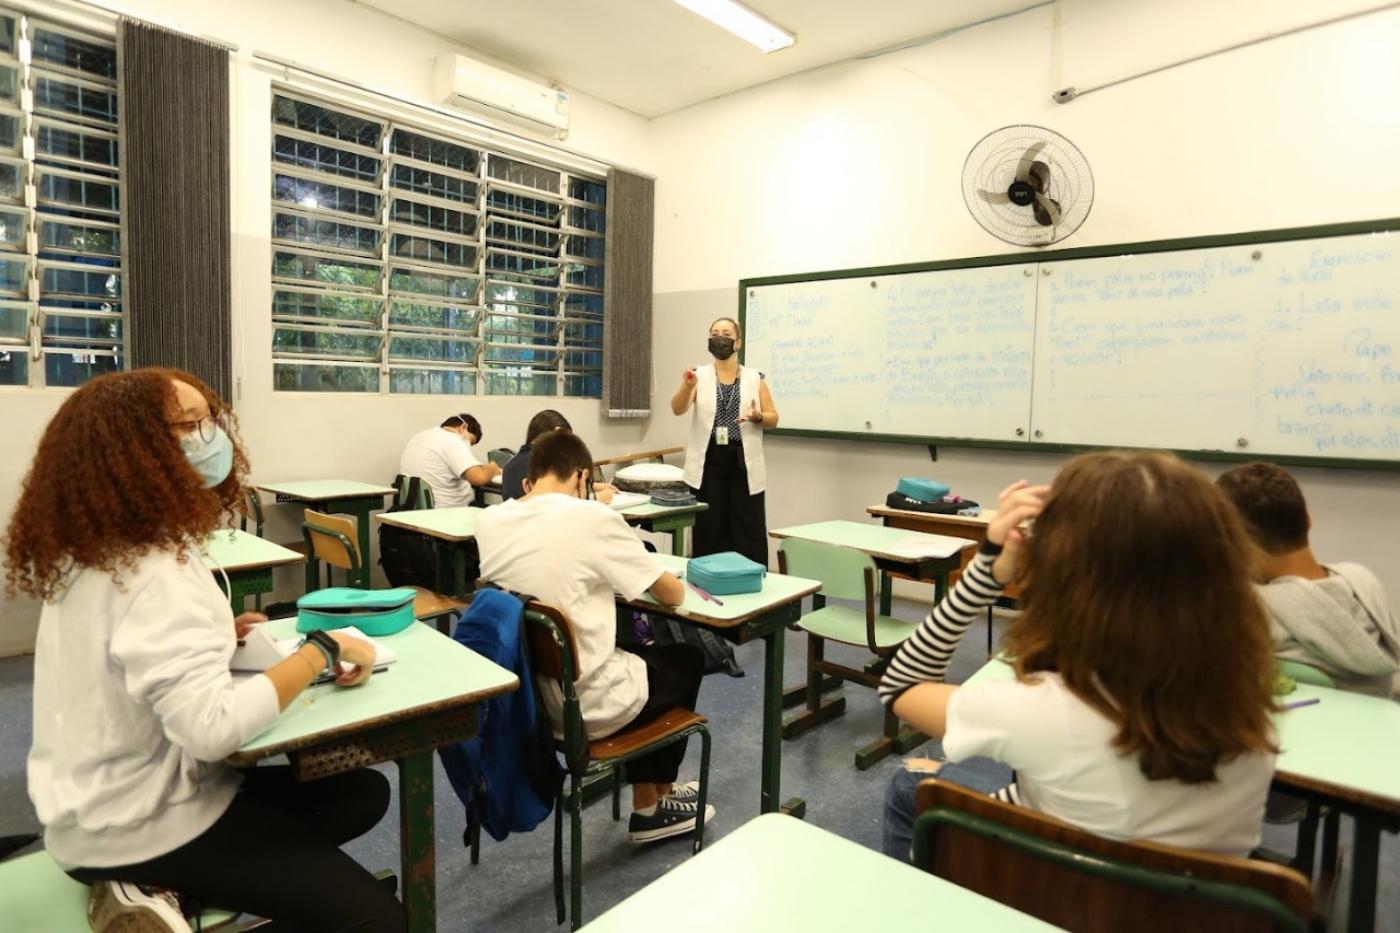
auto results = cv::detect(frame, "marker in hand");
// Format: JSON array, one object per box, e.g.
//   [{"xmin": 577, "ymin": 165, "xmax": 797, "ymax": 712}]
[
  {"xmin": 682, "ymin": 367, "xmax": 697, "ymax": 385},
  {"xmin": 745, "ymin": 399, "xmax": 763, "ymax": 424}
]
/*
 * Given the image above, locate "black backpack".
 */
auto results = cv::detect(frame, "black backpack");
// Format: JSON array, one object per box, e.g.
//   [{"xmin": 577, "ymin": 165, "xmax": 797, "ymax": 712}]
[{"xmin": 378, "ymin": 475, "xmax": 478, "ymax": 589}]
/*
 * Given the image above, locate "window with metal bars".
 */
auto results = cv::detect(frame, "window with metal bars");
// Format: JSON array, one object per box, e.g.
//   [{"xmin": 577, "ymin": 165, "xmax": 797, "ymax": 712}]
[
  {"xmin": 0, "ymin": 11, "xmax": 124, "ymax": 389},
  {"xmin": 270, "ymin": 91, "xmax": 605, "ymax": 397}
]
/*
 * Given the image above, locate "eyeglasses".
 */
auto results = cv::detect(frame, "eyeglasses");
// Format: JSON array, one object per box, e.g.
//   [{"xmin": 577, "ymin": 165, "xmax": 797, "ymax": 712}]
[{"xmin": 168, "ymin": 413, "xmax": 225, "ymax": 443}]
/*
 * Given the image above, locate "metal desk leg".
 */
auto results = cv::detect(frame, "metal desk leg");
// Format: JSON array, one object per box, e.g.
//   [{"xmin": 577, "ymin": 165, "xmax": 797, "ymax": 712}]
[
  {"xmin": 398, "ymin": 752, "xmax": 436, "ymax": 933},
  {"xmin": 671, "ymin": 525, "xmax": 686, "ymax": 558},
  {"xmin": 760, "ymin": 627, "xmax": 805, "ymax": 818},
  {"xmin": 1347, "ymin": 818, "xmax": 1380, "ymax": 933}
]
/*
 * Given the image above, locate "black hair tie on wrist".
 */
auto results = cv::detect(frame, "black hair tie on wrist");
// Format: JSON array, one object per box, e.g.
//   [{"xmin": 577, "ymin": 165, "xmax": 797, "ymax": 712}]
[{"xmin": 979, "ymin": 539, "xmax": 1005, "ymax": 557}]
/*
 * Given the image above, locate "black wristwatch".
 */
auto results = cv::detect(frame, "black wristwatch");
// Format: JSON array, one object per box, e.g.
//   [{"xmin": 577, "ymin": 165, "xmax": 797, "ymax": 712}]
[{"xmin": 303, "ymin": 629, "xmax": 340, "ymax": 674}]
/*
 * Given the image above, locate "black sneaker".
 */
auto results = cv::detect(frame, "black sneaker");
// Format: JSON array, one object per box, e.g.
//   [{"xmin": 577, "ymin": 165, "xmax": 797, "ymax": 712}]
[
  {"xmin": 628, "ymin": 797, "xmax": 716, "ymax": 844},
  {"xmin": 88, "ymin": 880, "xmax": 192, "ymax": 932},
  {"xmin": 666, "ymin": 781, "xmax": 701, "ymax": 804}
]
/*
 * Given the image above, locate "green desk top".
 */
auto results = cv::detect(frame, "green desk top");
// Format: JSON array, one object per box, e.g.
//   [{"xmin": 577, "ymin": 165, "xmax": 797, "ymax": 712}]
[
  {"xmin": 580, "ymin": 813, "xmax": 1059, "ymax": 932},
  {"xmin": 771, "ymin": 520, "xmax": 977, "ymax": 563},
  {"xmin": 621, "ymin": 554, "xmax": 820, "ymax": 628},
  {"xmin": 964, "ymin": 659, "xmax": 1400, "ymax": 816},
  {"xmin": 230, "ymin": 617, "xmax": 517, "ymax": 764},
  {"xmin": 256, "ymin": 480, "xmax": 396, "ymax": 500},
  {"xmin": 375, "ymin": 507, "xmax": 485, "ymax": 542},
  {"xmin": 618, "ymin": 501, "xmax": 709, "ymax": 521},
  {"xmin": 202, "ymin": 529, "xmax": 303, "ymax": 573}
]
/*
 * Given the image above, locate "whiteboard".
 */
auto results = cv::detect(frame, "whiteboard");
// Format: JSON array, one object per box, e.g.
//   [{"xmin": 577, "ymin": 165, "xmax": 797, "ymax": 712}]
[
  {"xmin": 1031, "ymin": 232, "xmax": 1400, "ymax": 459},
  {"xmin": 740, "ymin": 223, "xmax": 1400, "ymax": 465},
  {"xmin": 743, "ymin": 262, "xmax": 1038, "ymax": 443}
]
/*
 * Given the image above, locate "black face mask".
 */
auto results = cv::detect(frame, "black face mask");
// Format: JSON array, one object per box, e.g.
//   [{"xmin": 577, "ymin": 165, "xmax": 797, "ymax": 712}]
[{"xmin": 708, "ymin": 336, "xmax": 736, "ymax": 360}]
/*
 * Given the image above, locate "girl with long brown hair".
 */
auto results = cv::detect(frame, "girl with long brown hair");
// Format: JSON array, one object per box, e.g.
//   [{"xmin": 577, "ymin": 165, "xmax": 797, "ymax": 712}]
[
  {"xmin": 5, "ymin": 368, "xmax": 404, "ymax": 932},
  {"xmin": 878, "ymin": 451, "xmax": 1278, "ymax": 861}
]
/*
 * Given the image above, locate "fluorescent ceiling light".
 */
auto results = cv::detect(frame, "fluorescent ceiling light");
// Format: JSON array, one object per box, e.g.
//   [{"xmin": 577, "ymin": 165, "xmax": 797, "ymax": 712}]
[{"xmin": 673, "ymin": 0, "xmax": 795, "ymax": 53}]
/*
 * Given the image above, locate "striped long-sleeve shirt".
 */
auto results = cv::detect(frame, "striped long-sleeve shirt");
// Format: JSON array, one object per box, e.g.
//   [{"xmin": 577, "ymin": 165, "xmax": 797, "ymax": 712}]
[
  {"xmin": 880, "ymin": 542, "xmax": 1023, "ymax": 805},
  {"xmin": 878, "ymin": 542, "xmax": 1005, "ymax": 709}
]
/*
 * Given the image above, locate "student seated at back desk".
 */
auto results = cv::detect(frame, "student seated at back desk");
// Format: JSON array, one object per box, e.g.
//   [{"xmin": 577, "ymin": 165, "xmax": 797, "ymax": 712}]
[
  {"xmin": 1217, "ymin": 461, "xmax": 1400, "ymax": 698},
  {"xmin": 399, "ymin": 412, "xmax": 501, "ymax": 508},
  {"xmin": 879, "ymin": 453, "xmax": 1278, "ymax": 862},
  {"xmin": 501, "ymin": 409, "xmax": 568, "ymax": 501},
  {"xmin": 475, "ymin": 431, "xmax": 715, "ymax": 843}
]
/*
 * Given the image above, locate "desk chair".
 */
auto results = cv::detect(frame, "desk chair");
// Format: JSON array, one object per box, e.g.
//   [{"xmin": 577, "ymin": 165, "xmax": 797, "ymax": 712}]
[
  {"xmin": 487, "ymin": 448, "xmax": 513, "ymax": 468},
  {"xmin": 302, "ymin": 509, "xmax": 464, "ymax": 634},
  {"xmin": 238, "ymin": 488, "xmax": 306, "ymax": 610},
  {"xmin": 390, "ymin": 473, "xmax": 435, "ymax": 510},
  {"xmin": 912, "ymin": 777, "xmax": 1317, "ymax": 933},
  {"xmin": 522, "ymin": 602, "xmax": 711, "ymax": 930},
  {"xmin": 778, "ymin": 538, "xmax": 923, "ymax": 769}
]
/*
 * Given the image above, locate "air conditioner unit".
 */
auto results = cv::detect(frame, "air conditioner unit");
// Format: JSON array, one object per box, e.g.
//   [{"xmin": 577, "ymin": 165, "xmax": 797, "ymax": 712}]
[{"xmin": 433, "ymin": 54, "xmax": 570, "ymax": 137}]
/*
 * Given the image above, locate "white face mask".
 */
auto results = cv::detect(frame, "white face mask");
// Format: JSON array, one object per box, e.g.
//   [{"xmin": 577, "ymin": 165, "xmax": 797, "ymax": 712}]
[{"xmin": 180, "ymin": 425, "xmax": 234, "ymax": 487}]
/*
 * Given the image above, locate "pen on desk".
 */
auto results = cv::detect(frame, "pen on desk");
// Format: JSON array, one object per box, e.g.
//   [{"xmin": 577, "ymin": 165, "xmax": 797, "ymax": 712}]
[
  {"xmin": 1284, "ymin": 698, "xmax": 1320, "ymax": 710},
  {"xmin": 313, "ymin": 663, "xmax": 390, "ymax": 687},
  {"xmin": 688, "ymin": 582, "xmax": 724, "ymax": 606}
]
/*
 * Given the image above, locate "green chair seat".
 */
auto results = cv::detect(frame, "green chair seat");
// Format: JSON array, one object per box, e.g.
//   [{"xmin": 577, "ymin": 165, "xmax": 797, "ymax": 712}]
[
  {"xmin": 0, "ymin": 851, "xmax": 239, "ymax": 931},
  {"xmin": 798, "ymin": 604, "xmax": 919, "ymax": 649},
  {"xmin": 1276, "ymin": 658, "xmax": 1336, "ymax": 689}
]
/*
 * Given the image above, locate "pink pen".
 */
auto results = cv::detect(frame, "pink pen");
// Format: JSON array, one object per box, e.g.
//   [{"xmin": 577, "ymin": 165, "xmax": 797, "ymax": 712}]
[{"xmin": 688, "ymin": 582, "xmax": 724, "ymax": 606}]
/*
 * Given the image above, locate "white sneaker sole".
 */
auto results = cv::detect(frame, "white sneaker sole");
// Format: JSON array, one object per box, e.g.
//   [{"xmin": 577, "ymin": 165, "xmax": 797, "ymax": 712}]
[{"xmin": 89, "ymin": 882, "xmax": 189, "ymax": 932}]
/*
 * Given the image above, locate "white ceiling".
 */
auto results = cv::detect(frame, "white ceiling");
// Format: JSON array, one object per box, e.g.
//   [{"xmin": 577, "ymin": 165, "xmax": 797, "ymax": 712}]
[{"xmin": 350, "ymin": 0, "xmax": 1039, "ymax": 118}]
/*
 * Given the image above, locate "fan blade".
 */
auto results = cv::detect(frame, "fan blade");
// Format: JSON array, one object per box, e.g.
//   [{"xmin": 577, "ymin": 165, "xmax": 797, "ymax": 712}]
[
  {"xmin": 1027, "ymin": 161, "xmax": 1051, "ymax": 193},
  {"xmin": 1033, "ymin": 194, "xmax": 1062, "ymax": 227},
  {"xmin": 1015, "ymin": 141, "xmax": 1048, "ymax": 183},
  {"xmin": 977, "ymin": 189, "xmax": 1012, "ymax": 205}
]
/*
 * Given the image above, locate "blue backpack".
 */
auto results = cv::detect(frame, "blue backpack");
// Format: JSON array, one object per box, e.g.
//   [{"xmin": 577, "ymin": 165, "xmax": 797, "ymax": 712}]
[{"xmin": 437, "ymin": 588, "xmax": 563, "ymax": 843}]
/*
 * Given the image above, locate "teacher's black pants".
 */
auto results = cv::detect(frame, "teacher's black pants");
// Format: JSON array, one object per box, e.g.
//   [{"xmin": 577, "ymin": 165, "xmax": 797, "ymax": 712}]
[
  {"xmin": 68, "ymin": 766, "xmax": 406, "ymax": 932},
  {"xmin": 690, "ymin": 439, "xmax": 768, "ymax": 567}
]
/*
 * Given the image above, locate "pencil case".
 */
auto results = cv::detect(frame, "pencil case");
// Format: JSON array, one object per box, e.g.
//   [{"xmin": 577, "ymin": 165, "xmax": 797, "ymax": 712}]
[
  {"xmin": 687, "ymin": 552, "xmax": 766, "ymax": 596},
  {"xmin": 296, "ymin": 587, "xmax": 416, "ymax": 636},
  {"xmin": 895, "ymin": 477, "xmax": 951, "ymax": 503}
]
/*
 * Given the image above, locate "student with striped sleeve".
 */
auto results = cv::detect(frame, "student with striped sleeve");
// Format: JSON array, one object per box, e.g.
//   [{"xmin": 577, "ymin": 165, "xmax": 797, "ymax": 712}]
[{"xmin": 879, "ymin": 452, "xmax": 1279, "ymax": 862}]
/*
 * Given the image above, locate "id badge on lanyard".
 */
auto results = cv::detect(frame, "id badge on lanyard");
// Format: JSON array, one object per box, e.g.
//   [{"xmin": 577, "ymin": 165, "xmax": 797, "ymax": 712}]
[{"xmin": 715, "ymin": 426, "xmax": 730, "ymax": 446}]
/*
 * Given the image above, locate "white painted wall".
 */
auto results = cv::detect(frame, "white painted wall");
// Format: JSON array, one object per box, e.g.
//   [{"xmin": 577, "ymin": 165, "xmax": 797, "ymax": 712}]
[
  {"xmin": 0, "ymin": 0, "xmax": 658, "ymax": 653},
  {"xmin": 641, "ymin": 1, "xmax": 1400, "ymax": 597}
]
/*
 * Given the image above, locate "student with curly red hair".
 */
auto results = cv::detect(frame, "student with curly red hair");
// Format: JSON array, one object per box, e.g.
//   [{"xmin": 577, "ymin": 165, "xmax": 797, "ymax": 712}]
[{"xmin": 5, "ymin": 368, "xmax": 405, "ymax": 933}]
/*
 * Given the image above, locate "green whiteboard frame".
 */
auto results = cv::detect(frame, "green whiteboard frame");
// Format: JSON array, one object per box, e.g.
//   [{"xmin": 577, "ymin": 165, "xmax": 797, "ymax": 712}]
[{"xmin": 737, "ymin": 215, "xmax": 1400, "ymax": 472}]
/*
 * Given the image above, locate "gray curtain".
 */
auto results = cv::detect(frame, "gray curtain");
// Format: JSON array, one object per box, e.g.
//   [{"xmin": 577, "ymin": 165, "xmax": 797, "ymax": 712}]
[
  {"xmin": 602, "ymin": 168, "xmax": 654, "ymax": 418},
  {"xmin": 119, "ymin": 20, "xmax": 233, "ymax": 400}
]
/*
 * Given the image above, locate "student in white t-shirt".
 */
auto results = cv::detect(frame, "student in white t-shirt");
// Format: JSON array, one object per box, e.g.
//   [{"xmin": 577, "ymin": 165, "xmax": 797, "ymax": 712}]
[
  {"xmin": 476, "ymin": 430, "xmax": 717, "ymax": 844},
  {"xmin": 879, "ymin": 452, "xmax": 1279, "ymax": 861},
  {"xmin": 398, "ymin": 412, "xmax": 501, "ymax": 508}
]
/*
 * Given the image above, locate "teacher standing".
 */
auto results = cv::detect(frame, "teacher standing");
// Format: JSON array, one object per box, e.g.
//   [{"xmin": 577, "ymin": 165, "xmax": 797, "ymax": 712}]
[{"xmin": 671, "ymin": 316, "xmax": 779, "ymax": 567}]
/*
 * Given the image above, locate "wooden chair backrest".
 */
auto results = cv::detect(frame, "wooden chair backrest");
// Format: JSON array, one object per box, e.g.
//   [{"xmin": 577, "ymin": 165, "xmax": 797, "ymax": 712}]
[
  {"xmin": 912, "ymin": 778, "xmax": 1312, "ymax": 933},
  {"xmin": 521, "ymin": 601, "xmax": 582, "ymax": 684},
  {"xmin": 304, "ymin": 509, "xmax": 360, "ymax": 572}
]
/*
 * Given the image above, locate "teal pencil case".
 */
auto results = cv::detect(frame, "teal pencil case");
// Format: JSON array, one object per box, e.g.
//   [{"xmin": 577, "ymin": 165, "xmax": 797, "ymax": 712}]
[
  {"xmin": 687, "ymin": 552, "xmax": 766, "ymax": 596},
  {"xmin": 296, "ymin": 587, "xmax": 416, "ymax": 636},
  {"xmin": 896, "ymin": 477, "xmax": 950, "ymax": 503}
]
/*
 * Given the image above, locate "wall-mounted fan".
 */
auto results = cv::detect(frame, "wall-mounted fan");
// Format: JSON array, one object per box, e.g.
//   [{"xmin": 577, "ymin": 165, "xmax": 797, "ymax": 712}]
[{"xmin": 962, "ymin": 125, "xmax": 1093, "ymax": 247}]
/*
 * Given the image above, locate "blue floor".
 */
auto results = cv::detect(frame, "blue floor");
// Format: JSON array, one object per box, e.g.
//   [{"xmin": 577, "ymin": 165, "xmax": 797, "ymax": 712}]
[{"xmin": 1, "ymin": 601, "xmax": 1395, "ymax": 931}]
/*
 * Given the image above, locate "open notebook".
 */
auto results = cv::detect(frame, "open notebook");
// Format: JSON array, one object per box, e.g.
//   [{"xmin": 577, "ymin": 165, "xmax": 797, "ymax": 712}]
[{"xmin": 232, "ymin": 625, "xmax": 396, "ymax": 680}]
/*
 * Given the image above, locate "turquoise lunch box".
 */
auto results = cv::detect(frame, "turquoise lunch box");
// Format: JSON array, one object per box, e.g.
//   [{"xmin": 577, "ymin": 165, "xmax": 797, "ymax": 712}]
[
  {"xmin": 687, "ymin": 552, "xmax": 766, "ymax": 596},
  {"xmin": 296, "ymin": 587, "xmax": 416, "ymax": 636},
  {"xmin": 895, "ymin": 477, "xmax": 951, "ymax": 503}
]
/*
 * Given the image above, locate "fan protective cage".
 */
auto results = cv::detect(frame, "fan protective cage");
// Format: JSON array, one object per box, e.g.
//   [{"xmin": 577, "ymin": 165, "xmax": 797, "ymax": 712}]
[{"xmin": 962, "ymin": 124, "xmax": 1094, "ymax": 247}]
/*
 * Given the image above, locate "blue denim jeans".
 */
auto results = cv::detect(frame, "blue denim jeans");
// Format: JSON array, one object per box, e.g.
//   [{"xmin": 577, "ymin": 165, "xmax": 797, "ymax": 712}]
[{"xmin": 882, "ymin": 756, "xmax": 1016, "ymax": 862}]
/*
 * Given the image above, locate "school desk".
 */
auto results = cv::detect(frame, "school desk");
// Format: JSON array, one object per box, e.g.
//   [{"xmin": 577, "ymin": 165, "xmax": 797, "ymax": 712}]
[
  {"xmin": 228, "ymin": 617, "xmax": 517, "ymax": 933},
  {"xmin": 255, "ymin": 481, "xmax": 395, "ymax": 589},
  {"xmin": 202, "ymin": 529, "xmax": 303, "ymax": 613},
  {"xmin": 375, "ymin": 506, "xmax": 485, "ymax": 598},
  {"xmin": 616, "ymin": 500, "xmax": 709, "ymax": 557},
  {"xmin": 866, "ymin": 504, "xmax": 1020, "ymax": 654},
  {"xmin": 621, "ymin": 554, "xmax": 822, "ymax": 816},
  {"xmin": 579, "ymin": 812, "xmax": 1058, "ymax": 932},
  {"xmin": 963, "ymin": 659, "xmax": 1400, "ymax": 933}
]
